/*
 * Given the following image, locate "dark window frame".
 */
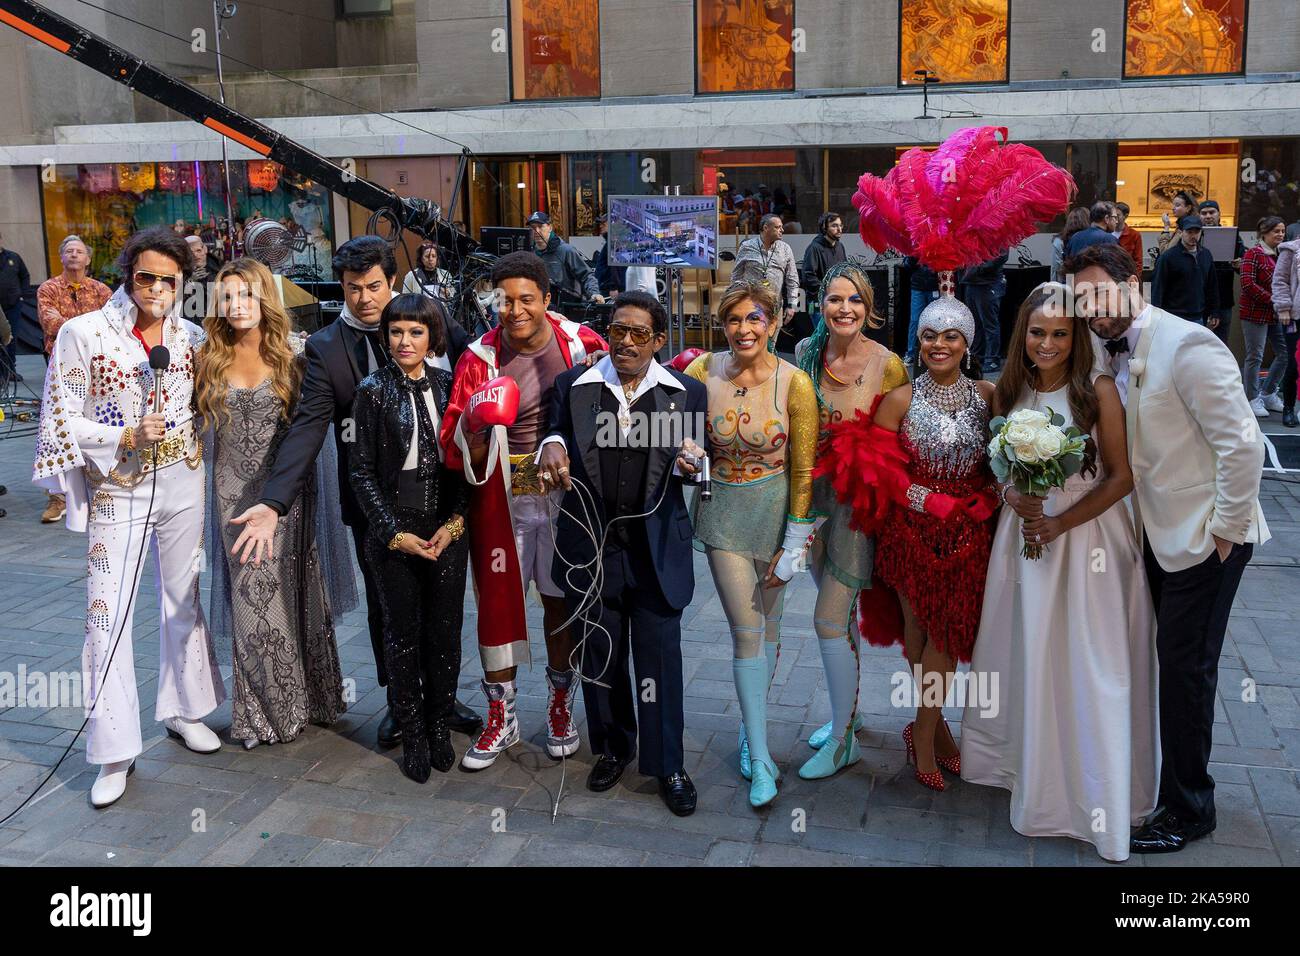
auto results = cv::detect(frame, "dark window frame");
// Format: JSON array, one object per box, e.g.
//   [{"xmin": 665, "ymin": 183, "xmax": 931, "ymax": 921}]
[
  {"xmin": 692, "ymin": 0, "xmax": 798, "ymax": 96},
  {"xmin": 895, "ymin": 0, "xmax": 1012, "ymax": 89},
  {"xmin": 506, "ymin": 0, "xmax": 604, "ymax": 103},
  {"xmin": 1120, "ymin": 0, "xmax": 1249, "ymax": 81}
]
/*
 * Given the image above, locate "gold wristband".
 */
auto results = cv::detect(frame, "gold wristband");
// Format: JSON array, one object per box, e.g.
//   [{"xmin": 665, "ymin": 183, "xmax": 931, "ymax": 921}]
[
  {"xmin": 388, "ymin": 532, "xmax": 405, "ymax": 551},
  {"xmin": 442, "ymin": 515, "xmax": 465, "ymax": 542},
  {"xmin": 123, "ymin": 426, "xmax": 135, "ymax": 451}
]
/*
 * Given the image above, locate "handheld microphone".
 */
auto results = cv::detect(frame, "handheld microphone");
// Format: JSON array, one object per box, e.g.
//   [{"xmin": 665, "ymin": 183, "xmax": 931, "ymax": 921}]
[
  {"xmin": 700, "ymin": 454, "xmax": 712, "ymax": 502},
  {"xmin": 149, "ymin": 345, "xmax": 170, "ymax": 415}
]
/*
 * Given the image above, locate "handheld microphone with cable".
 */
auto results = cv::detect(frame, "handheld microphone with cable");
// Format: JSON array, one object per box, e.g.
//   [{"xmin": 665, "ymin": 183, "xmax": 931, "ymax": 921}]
[
  {"xmin": 149, "ymin": 345, "xmax": 170, "ymax": 415},
  {"xmin": 699, "ymin": 454, "xmax": 711, "ymax": 502}
]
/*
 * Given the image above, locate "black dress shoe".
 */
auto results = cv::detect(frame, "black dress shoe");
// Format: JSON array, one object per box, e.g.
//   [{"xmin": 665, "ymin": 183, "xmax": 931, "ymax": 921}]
[
  {"xmin": 377, "ymin": 706, "xmax": 402, "ymax": 748},
  {"xmin": 658, "ymin": 770, "xmax": 697, "ymax": 816},
  {"xmin": 587, "ymin": 753, "xmax": 633, "ymax": 793},
  {"xmin": 1130, "ymin": 812, "xmax": 1215, "ymax": 854},
  {"xmin": 1285, "ymin": 408, "xmax": 1299, "ymax": 428},
  {"xmin": 446, "ymin": 698, "xmax": 483, "ymax": 736}
]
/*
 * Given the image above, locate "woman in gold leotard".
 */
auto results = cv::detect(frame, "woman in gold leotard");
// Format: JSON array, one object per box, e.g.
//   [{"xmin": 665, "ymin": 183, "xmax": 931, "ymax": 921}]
[{"xmin": 686, "ymin": 281, "xmax": 818, "ymax": 808}]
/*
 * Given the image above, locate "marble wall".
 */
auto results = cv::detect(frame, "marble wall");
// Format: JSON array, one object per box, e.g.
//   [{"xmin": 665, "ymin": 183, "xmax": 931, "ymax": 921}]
[
  {"xmin": 415, "ymin": 0, "xmax": 510, "ymax": 109},
  {"xmin": 0, "ymin": 166, "xmax": 48, "ymax": 284},
  {"xmin": 1245, "ymin": 0, "xmax": 1300, "ymax": 75},
  {"xmin": 795, "ymin": 0, "xmax": 898, "ymax": 90},
  {"xmin": 1010, "ymin": 0, "xmax": 1125, "ymax": 82},
  {"xmin": 600, "ymin": 0, "xmax": 695, "ymax": 98}
]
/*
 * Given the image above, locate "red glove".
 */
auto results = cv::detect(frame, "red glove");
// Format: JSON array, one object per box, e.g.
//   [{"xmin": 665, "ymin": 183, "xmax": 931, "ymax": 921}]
[
  {"xmin": 668, "ymin": 347, "xmax": 706, "ymax": 372},
  {"xmin": 463, "ymin": 376, "xmax": 520, "ymax": 433},
  {"xmin": 922, "ymin": 492, "xmax": 961, "ymax": 521},
  {"xmin": 961, "ymin": 491, "xmax": 998, "ymax": 523}
]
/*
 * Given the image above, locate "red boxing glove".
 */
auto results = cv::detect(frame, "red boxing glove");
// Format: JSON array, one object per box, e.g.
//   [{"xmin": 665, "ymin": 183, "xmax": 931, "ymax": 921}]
[
  {"xmin": 463, "ymin": 376, "xmax": 520, "ymax": 433},
  {"xmin": 668, "ymin": 347, "xmax": 706, "ymax": 372}
]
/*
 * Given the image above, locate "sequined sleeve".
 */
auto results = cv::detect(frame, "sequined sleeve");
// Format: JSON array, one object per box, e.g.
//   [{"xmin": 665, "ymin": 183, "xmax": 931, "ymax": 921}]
[
  {"xmin": 786, "ymin": 367, "xmax": 817, "ymax": 520},
  {"xmin": 33, "ymin": 319, "xmax": 125, "ymax": 487},
  {"xmin": 881, "ymin": 354, "xmax": 909, "ymax": 394}
]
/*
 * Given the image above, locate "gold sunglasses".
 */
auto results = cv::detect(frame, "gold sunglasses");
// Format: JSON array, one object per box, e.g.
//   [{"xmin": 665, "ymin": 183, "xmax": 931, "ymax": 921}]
[
  {"xmin": 608, "ymin": 322, "xmax": 656, "ymax": 346},
  {"xmin": 132, "ymin": 270, "xmax": 179, "ymax": 292}
]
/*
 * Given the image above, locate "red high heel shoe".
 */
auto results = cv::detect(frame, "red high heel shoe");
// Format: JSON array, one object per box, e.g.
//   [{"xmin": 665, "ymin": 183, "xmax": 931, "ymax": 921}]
[
  {"xmin": 935, "ymin": 720, "xmax": 961, "ymax": 776},
  {"xmin": 903, "ymin": 722, "xmax": 945, "ymax": 792}
]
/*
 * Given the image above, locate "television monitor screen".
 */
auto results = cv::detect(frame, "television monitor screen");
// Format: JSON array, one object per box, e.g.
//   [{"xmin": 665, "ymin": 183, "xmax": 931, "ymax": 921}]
[
  {"xmin": 479, "ymin": 226, "xmax": 531, "ymax": 256},
  {"xmin": 607, "ymin": 195, "xmax": 719, "ymax": 269}
]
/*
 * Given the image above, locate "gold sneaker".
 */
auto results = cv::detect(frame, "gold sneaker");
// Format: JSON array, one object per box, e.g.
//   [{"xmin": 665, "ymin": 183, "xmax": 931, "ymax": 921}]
[{"xmin": 41, "ymin": 494, "xmax": 66, "ymax": 524}]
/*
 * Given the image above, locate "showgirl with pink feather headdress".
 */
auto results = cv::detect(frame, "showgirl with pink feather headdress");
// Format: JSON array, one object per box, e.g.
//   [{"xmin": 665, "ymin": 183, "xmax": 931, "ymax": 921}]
[
  {"xmin": 853, "ymin": 126, "xmax": 1075, "ymax": 351},
  {"xmin": 811, "ymin": 128, "xmax": 1074, "ymax": 792}
]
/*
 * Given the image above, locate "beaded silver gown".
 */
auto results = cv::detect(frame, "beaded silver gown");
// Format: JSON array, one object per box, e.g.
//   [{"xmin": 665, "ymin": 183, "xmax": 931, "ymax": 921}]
[{"xmin": 211, "ymin": 379, "xmax": 346, "ymax": 744}]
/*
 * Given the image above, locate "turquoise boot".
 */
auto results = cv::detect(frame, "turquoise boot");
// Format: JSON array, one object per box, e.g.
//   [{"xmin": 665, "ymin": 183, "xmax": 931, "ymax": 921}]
[
  {"xmin": 798, "ymin": 731, "xmax": 861, "ymax": 780},
  {"xmin": 733, "ymin": 656, "xmax": 778, "ymax": 806},
  {"xmin": 808, "ymin": 714, "xmax": 864, "ymax": 749}
]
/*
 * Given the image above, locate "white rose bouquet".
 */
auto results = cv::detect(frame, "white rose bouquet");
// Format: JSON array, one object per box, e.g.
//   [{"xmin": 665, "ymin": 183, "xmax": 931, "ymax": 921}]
[{"xmin": 987, "ymin": 406, "xmax": 1088, "ymax": 559}]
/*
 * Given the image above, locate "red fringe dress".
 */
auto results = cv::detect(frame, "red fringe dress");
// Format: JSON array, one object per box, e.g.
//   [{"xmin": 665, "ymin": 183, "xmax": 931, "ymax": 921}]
[{"xmin": 817, "ymin": 374, "xmax": 996, "ymax": 663}]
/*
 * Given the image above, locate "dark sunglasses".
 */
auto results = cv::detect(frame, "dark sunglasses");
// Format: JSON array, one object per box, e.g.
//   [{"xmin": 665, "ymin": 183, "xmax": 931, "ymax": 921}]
[
  {"xmin": 133, "ymin": 270, "xmax": 179, "ymax": 292},
  {"xmin": 608, "ymin": 322, "xmax": 656, "ymax": 346}
]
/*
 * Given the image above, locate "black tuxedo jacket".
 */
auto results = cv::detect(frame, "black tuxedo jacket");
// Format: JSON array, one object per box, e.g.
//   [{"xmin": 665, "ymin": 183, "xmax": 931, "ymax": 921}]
[
  {"xmin": 545, "ymin": 361, "xmax": 706, "ymax": 611},
  {"xmin": 260, "ymin": 313, "xmax": 467, "ymax": 525}
]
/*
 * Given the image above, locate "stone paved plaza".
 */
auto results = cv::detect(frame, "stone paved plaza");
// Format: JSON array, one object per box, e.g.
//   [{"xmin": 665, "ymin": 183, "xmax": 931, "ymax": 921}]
[{"xmin": 0, "ymin": 352, "xmax": 1297, "ymax": 867}]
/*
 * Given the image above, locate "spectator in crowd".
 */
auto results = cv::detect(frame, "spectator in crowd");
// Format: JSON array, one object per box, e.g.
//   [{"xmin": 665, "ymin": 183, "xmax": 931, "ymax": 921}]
[
  {"xmin": 903, "ymin": 255, "xmax": 940, "ymax": 365},
  {"xmin": 1065, "ymin": 201, "xmax": 1120, "ymax": 258},
  {"xmin": 1114, "ymin": 202, "xmax": 1145, "ymax": 265},
  {"xmin": 1240, "ymin": 216, "xmax": 1288, "ymax": 419},
  {"xmin": 1052, "ymin": 207, "xmax": 1091, "ymax": 282},
  {"xmin": 402, "ymin": 241, "xmax": 456, "ymax": 305},
  {"xmin": 1273, "ymin": 225, "xmax": 1300, "ymax": 428},
  {"xmin": 801, "ymin": 211, "xmax": 848, "ymax": 310},
  {"xmin": 1198, "ymin": 199, "xmax": 1246, "ymax": 344},
  {"xmin": 0, "ymin": 231, "xmax": 31, "ymax": 379},
  {"xmin": 527, "ymin": 211, "xmax": 603, "ymax": 306},
  {"xmin": 35, "ymin": 236, "xmax": 112, "ymax": 525},
  {"xmin": 959, "ymin": 252, "xmax": 1009, "ymax": 373},
  {"xmin": 184, "ymin": 235, "xmax": 219, "ymax": 320},
  {"xmin": 1154, "ymin": 190, "xmax": 1198, "ymax": 260},
  {"xmin": 1150, "ymin": 214, "xmax": 1218, "ymax": 325},
  {"xmin": 732, "ymin": 213, "xmax": 800, "ymax": 327},
  {"xmin": 592, "ymin": 215, "xmax": 627, "ymax": 297}
]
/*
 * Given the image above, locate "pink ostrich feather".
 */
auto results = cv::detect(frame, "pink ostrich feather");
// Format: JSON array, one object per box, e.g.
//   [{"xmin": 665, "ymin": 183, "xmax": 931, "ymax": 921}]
[{"xmin": 853, "ymin": 126, "xmax": 1075, "ymax": 272}]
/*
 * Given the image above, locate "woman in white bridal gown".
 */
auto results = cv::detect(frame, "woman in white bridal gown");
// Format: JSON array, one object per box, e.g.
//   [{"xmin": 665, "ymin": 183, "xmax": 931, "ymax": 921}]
[{"xmin": 961, "ymin": 282, "xmax": 1159, "ymax": 862}]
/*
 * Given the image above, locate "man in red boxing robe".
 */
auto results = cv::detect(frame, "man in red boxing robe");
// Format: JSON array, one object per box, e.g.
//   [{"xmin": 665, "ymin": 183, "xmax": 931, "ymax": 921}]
[{"xmin": 441, "ymin": 251, "xmax": 608, "ymax": 770}]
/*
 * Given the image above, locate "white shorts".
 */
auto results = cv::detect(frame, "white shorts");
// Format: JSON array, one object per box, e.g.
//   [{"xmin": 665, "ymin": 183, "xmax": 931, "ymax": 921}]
[{"xmin": 513, "ymin": 490, "xmax": 563, "ymax": 598}]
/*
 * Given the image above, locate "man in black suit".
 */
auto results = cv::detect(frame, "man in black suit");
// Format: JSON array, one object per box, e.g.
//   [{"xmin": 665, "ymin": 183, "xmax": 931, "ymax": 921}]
[
  {"xmin": 229, "ymin": 235, "xmax": 481, "ymax": 746},
  {"xmin": 536, "ymin": 290, "xmax": 706, "ymax": 815}
]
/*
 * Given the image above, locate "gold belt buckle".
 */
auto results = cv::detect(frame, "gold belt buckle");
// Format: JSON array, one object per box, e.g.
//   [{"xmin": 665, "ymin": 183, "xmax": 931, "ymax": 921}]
[{"xmin": 509, "ymin": 453, "xmax": 543, "ymax": 496}]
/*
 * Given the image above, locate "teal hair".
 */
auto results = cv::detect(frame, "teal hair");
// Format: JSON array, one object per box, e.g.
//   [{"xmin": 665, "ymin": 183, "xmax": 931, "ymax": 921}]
[{"xmin": 797, "ymin": 260, "xmax": 876, "ymax": 408}]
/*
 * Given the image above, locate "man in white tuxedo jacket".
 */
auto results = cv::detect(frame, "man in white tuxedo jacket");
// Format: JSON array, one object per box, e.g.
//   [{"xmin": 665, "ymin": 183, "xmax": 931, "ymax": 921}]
[{"xmin": 1071, "ymin": 243, "xmax": 1270, "ymax": 854}]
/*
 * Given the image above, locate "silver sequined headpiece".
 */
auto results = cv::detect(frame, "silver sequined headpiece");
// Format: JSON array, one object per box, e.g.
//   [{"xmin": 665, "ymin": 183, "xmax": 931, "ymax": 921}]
[{"xmin": 916, "ymin": 295, "xmax": 976, "ymax": 345}]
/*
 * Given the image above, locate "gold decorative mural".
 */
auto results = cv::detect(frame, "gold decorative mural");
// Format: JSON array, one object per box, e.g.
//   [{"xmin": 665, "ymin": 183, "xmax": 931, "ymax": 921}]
[
  {"xmin": 697, "ymin": 0, "xmax": 795, "ymax": 93},
  {"xmin": 510, "ymin": 0, "xmax": 601, "ymax": 100},
  {"xmin": 1125, "ymin": 0, "xmax": 1245, "ymax": 78},
  {"xmin": 900, "ymin": 0, "xmax": 1009, "ymax": 85}
]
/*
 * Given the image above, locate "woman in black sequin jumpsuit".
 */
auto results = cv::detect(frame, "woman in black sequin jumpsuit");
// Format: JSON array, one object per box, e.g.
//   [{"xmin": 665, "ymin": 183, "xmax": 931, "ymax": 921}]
[{"xmin": 349, "ymin": 294, "xmax": 470, "ymax": 782}]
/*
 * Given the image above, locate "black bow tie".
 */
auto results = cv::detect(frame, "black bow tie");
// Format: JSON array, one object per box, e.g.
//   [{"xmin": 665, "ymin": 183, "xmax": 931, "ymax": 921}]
[
  {"xmin": 1104, "ymin": 338, "xmax": 1130, "ymax": 357},
  {"xmin": 402, "ymin": 374, "xmax": 432, "ymax": 392}
]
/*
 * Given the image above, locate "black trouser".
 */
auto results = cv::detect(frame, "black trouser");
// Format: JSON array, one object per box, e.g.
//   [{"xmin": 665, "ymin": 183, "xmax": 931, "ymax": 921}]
[
  {"xmin": 1143, "ymin": 536, "xmax": 1252, "ymax": 826},
  {"xmin": 349, "ymin": 513, "xmax": 389, "ymax": 687},
  {"xmin": 364, "ymin": 508, "xmax": 468, "ymax": 737},
  {"xmin": 962, "ymin": 277, "xmax": 1006, "ymax": 365},
  {"xmin": 1283, "ymin": 328, "xmax": 1298, "ymax": 412},
  {"xmin": 568, "ymin": 543, "xmax": 685, "ymax": 778}
]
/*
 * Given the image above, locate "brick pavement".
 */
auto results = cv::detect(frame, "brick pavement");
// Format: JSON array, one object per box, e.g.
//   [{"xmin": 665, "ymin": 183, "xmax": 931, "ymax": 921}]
[{"xmin": 0, "ymin": 353, "xmax": 1296, "ymax": 867}]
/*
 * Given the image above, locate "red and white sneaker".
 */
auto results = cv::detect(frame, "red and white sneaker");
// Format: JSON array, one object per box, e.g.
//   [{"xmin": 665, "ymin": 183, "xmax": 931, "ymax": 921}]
[
  {"xmin": 460, "ymin": 680, "xmax": 519, "ymax": 771},
  {"xmin": 544, "ymin": 666, "xmax": 580, "ymax": 759}
]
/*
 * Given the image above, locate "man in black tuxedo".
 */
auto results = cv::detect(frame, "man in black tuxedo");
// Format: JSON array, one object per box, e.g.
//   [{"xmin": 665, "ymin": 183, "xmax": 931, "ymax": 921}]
[
  {"xmin": 229, "ymin": 235, "xmax": 481, "ymax": 746},
  {"xmin": 536, "ymin": 290, "xmax": 706, "ymax": 815}
]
